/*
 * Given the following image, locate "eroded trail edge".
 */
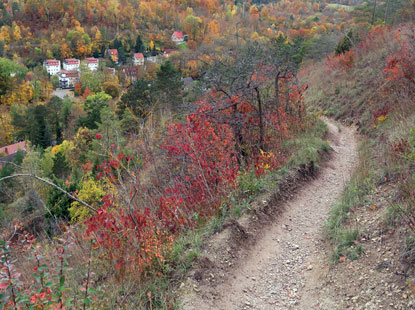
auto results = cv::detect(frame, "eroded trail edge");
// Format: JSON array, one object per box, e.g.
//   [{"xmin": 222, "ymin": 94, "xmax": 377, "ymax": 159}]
[{"xmin": 180, "ymin": 119, "xmax": 357, "ymax": 310}]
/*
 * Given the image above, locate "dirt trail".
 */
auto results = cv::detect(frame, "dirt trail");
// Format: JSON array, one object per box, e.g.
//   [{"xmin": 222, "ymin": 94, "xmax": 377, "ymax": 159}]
[{"xmin": 180, "ymin": 119, "xmax": 357, "ymax": 310}]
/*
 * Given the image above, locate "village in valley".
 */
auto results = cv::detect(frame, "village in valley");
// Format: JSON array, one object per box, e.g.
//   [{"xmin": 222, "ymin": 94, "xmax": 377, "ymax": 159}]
[{"xmin": 43, "ymin": 31, "xmax": 188, "ymax": 90}]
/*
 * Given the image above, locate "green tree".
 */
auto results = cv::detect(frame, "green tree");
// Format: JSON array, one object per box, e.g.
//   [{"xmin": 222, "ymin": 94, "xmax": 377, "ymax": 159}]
[
  {"xmin": 78, "ymin": 92, "xmax": 111, "ymax": 129},
  {"xmin": 32, "ymin": 105, "xmax": 52, "ymax": 148},
  {"xmin": 154, "ymin": 61, "xmax": 183, "ymax": 112},
  {"xmin": 335, "ymin": 30, "xmax": 359, "ymax": 55},
  {"xmin": 117, "ymin": 79, "xmax": 152, "ymax": 119},
  {"xmin": 118, "ymin": 45, "xmax": 126, "ymax": 63},
  {"xmin": 135, "ymin": 35, "xmax": 144, "ymax": 53}
]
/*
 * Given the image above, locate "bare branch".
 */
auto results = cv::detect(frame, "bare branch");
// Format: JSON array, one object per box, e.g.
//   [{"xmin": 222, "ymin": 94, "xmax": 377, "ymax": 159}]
[{"xmin": 0, "ymin": 174, "xmax": 98, "ymax": 213}]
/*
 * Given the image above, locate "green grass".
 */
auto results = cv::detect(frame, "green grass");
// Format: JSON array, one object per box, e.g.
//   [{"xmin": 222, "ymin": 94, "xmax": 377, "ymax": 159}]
[
  {"xmin": 326, "ymin": 3, "xmax": 354, "ymax": 11},
  {"xmin": 326, "ymin": 139, "xmax": 375, "ymax": 262},
  {"xmin": 285, "ymin": 119, "xmax": 331, "ymax": 167}
]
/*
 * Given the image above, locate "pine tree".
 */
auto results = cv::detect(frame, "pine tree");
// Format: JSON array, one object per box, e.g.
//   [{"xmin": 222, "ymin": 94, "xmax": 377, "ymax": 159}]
[
  {"xmin": 135, "ymin": 35, "xmax": 144, "ymax": 53},
  {"xmin": 155, "ymin": 61, "xmax": 183, "ymax": 112}
]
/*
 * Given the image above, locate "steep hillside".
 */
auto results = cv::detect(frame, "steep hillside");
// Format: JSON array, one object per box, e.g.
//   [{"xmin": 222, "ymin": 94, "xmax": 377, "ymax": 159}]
[{"xmin": 302, "ymin": 23, "xmax": 415, "ymax": 308}]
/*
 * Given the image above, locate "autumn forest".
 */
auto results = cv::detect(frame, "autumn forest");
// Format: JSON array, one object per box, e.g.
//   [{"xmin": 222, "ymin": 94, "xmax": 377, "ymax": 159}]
[{"xmin": 0, "ymin": 0, "xmax": 415, "ymax": 308}]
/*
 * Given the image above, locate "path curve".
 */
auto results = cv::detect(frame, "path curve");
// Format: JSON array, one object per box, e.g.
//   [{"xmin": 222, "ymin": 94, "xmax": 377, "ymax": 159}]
[{"xmin": 180, "ymin": 119, "xmax": 357, "ymax": 310}]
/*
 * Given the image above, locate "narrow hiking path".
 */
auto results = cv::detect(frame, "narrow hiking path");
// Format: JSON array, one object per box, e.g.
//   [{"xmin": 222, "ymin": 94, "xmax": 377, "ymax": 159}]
[{"xmin": 180, "ymin": 119, "xmax": 358, "ymax": 310}]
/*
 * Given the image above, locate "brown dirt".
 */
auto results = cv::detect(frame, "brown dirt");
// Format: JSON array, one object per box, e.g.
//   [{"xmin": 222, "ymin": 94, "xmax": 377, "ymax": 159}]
[{"xmin": 178, "ymin": 119, "xmax": 360, "ymax": 309}]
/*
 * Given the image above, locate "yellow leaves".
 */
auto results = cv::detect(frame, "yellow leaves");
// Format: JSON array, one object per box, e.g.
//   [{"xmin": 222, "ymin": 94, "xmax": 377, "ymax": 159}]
[
  {"xmin": 0, "ymin": 106, "xmax": 13, "ymax": 145},
  {"xmin": 12, "ymin": 24, "xmax": 22, "ymax": 41},
  {"xmin": 95, "ymin": 29, "xmax": 102, "ymax": 41},
  {"xmin": 1, "ymin": 82, "xmax": 33, "ymax": 106},
  {"xmin": 249, "ymin": 5, "xmax": 259, "ymax": 18},
  {"xmin": 251, "ymin": 31, "xmax": 260, "ymax": 41},
  {"xmin": 51, "ymin": 144, "xmax": 61, "ymax": 155},
  {"xmin": 207, "ymin": 19, "xmax": 220, "ymax": 35},
  {"xmin": 376, "ymin": 115, "xmax": 387, "ymax": 124},
  {"xmin": 60, "ymin": 43, "xmax": 73, "ymax": 59},
  {"xmin": 110, "ymin": 54, "xmax": 118, "ymax": 62},
  {"xmin": 69, "ymin": 178, "xmax": 111, "ymax": 222},
  {"xmin": 0, "ymin": 26, "xmax": 11, "ymax": 43},
  {"xmin": 149, "ymin": 40, "xmax": 154, "ymax": 50}
]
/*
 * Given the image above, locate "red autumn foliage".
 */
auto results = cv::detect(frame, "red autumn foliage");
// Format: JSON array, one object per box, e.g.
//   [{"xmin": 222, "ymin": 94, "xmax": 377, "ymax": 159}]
[
  {"xmin": 384, "ymin": 27, "xmax": 415, "ymax": 85},
  {"xmin": 84, "ymin": 86, "xmax": 305, "ymax": 278},
  {"xmin": 325, "ymin": 50, "xmax": 356, "ymax": 73}
]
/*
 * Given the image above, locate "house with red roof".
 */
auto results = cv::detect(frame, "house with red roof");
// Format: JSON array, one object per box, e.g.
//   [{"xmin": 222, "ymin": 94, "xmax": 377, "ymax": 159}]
[
  {"xmin": 0, "ymin": 141, "xmax": 26, "ymax": 166},
  {"xmin": 63, "ymin": 58, "xmax": 80, "ymax": 71},
  {"xmin": 84, "ymin": 57, "xmax": 99, "ymax": 71},
  {"xmin": 172, "ymin": 31, "xmax": 185, "ymax": 44},
  {"xmin": 133, "ymin": 53, "xmax": 144, "ymax": 66},
  {"xmin": 43, "ymin": 59, "xmax": 61, "ymax": 75},
  {"xmin": 58, "ymin": 70, "xmax": 80, "ymax": 89}
]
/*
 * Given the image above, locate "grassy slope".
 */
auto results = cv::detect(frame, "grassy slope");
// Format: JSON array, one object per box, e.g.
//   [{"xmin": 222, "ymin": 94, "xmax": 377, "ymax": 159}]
[{"xmin": 301, "ymin": 24, "xmax": 415, "ymax": 268}]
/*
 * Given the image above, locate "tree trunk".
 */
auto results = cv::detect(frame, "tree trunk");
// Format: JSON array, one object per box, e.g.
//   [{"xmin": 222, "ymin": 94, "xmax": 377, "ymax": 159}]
[
  {"xmin": 371, "ymin": 0, "xmax": 377, "ymax": 25},
  {"xmin": 384, "ymin": 0, "xmax": 390, "ymax": 23},
  {"xmin": 255, "ymin": 87, "xmax": 264, "ymax": 151},
  {"xmin": 275, "ymin": 72, "xmax": 280, "ymax": 117}
]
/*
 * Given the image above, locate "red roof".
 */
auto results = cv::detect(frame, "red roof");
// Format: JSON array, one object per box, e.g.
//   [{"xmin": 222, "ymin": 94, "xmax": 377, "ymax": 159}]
[
  {"xmin": 84, "ymin": 57, "xmax": 98, "ymax": 63},
  {"xmin": 107, "ymin": 49, "xmax": 118, "ymax": 56},
  {"xmin": 122, "ymin": 66, "xmax": 139, "ymax": 77},
  {"xmin": 134, "ymin": 53, "xmax": 144, "ymax": 59},
  {"xmin": 44, "ymin": 59, "xmax": 60, "ymax": 66},
  {"xmin": 60, "ymin": 70, "xmax": 79, "ymax": 78},
  {"xmin": 164, "ymin": 49, "xmax": 178, "ymax": 55},
  {"xmin": 0, "ymin": 141, "xmax": 26, "ymax": 156},
  {"xmin": 173, "ymin": 31, "xmax": 184, "ymax": 39},
  {"xmin": 64, "ymin": 58, "xmax": 80, "ymax": 65}
]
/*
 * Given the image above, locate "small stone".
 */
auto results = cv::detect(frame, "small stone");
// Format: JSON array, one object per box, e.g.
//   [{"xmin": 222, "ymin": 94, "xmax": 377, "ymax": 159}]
[{"xmin": 307, "ymin": 265, "xmax": 313, "ymax": 271}]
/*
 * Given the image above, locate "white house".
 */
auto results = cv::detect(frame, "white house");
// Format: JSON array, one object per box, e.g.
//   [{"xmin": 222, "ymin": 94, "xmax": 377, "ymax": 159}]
[
  {"xmin": 84, "ymin": 57, "xmax": 99, "ymax": 71},
  {"xmin": 63, "ymin": 58, "xmax": 80, "ymax": 71},
  {"xmin": 43, "ymin": 59, "xmax": 61, "ymax": 75},
  {"xmin": 172, "ymin": 31, "xmax": 185, "ymax": 44},
  {"xmin": 133, "ymin": 53, "xmax": 144, "ymax": 66},
  {"xmin": 58, "ymin": 70, "xmax": 79, "ymax": 89},
  {"xmin": 146, "ymin": 56, "xmax": 157, "ymax": 63}
]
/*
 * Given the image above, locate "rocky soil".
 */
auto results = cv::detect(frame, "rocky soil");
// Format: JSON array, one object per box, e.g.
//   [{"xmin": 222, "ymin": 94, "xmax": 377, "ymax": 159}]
[
  {"xmin": 178, "ymin": 119, "xmax": 357, "ymax": 309},
  {"xmin": 178, "ymin": 118, "xmax": 415, "ymax": 309}
]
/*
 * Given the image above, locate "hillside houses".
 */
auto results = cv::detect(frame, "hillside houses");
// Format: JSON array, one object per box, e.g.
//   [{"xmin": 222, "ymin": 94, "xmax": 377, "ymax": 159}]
[
  {"xmin": 43, "ymin": 57, "xmax": 99, "ymax": 76},
  {"xmin": 58, "ymin": 70, "xmax": 79, "ymax": 89},
  {"xmin": 43, "ymin": 59, "xmax": 61, "ymax": 75},
  {"xmin": 172, "ymin": 31, "xmax": 186, "ymax": 44},
  {"xmin": 63, "ymin": 58, "xmax": 80, "ymax": 71},
  {"xmin": 0, "ymin": 141, "xmax": 26, "ymax": 166},
  {"xmin": 84, "ymin": 58, "xmax": 99, "ymax": 71},
  {"xmin": 133, "ymin": 53, "xmax": 144, "ymax": 66}
]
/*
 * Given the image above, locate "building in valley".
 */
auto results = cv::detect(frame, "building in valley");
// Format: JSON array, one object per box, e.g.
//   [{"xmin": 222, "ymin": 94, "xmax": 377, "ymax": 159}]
[
  {"xmin": 43, "ymin": 59, "xmax": 61, "ymax": 75},
  {"xmin": 63, "ymin": 58, "xmax": 80, "ymax": 71}
]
